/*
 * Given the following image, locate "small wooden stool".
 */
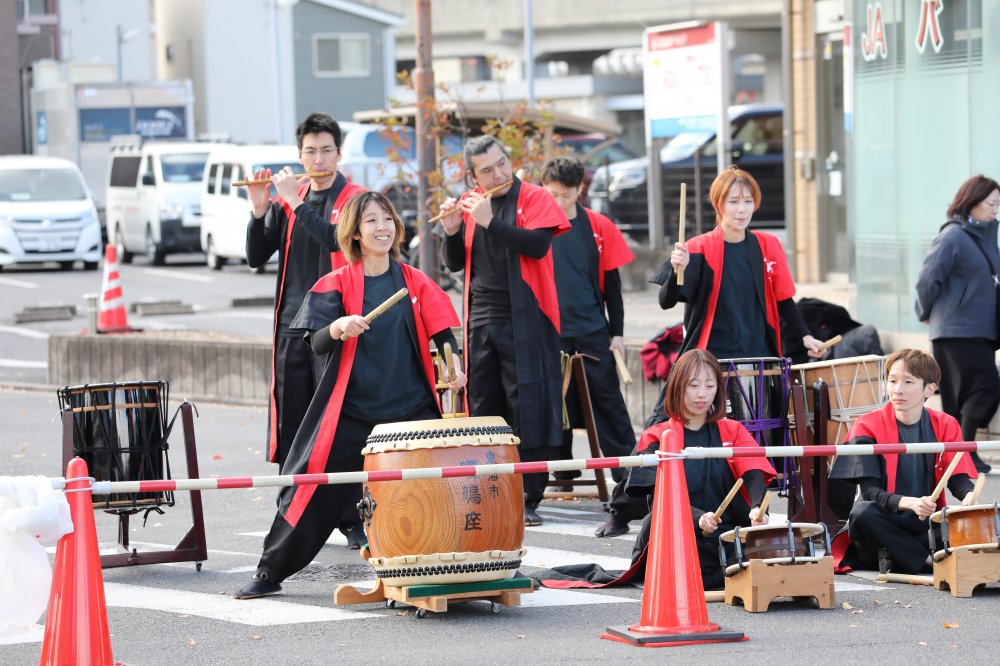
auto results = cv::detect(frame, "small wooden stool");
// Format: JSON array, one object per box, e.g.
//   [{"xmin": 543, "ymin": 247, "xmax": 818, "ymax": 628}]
[
  {"xmin": 335, "ymin": 576, "xmax": 534, "ymax": 618},
  {"xmin": 724, "ymin": 556, "xmax": 835, "ymax": 612},
  {"xmin": 933, "ymin": 548, "xmax": 1000, "ymax": 598}
]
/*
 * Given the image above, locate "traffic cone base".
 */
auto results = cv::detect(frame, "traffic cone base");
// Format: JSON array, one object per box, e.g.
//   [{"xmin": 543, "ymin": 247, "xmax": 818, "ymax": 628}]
[{"xmin": 601, "ymin": 626, "xmax": 747, "ymax": 648}]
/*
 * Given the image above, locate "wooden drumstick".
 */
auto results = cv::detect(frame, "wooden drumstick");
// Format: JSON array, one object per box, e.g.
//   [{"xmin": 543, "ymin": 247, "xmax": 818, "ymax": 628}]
[
  {"xmin": 676, "ymin": 182, "xmax": 687, "ymax": 286},
  {"xmin": 612, "ymin": 348, "xmax": 633, "ymax": 385},
  {"xmin": 815, "ymin": 334, "xmax": 843, "ymax": 353},
  {"xmin": 233, "ymin": 171, "xmax": 333, "ymax": 187},
  {"xmin": 702, "ymin": 477, "xmax": 743, "ymax": 536},
  {"xmin": 427, "ymin": 181, "xmax": 513, "ymax": 224},
  {"xmin": 919, "ymin": 452, "xmax": 964, "ymax": 521},
  {"xmin": 758, "ymin": 490, "xmax": 771, "ymax": 515},
  {"xmin": 875, "ymin": 572, "xmax": 934, "ymax": 586},
  {"xmin": 338, "ymin": 288, "xmax": 409, "ymax": 341},
  {"xmin": 442, "ymin": 342, "xmax": 457, "ymax": 383},
  {"xmin": 969, "ymin": 473, "xmax": 987, "ymax": 504}
]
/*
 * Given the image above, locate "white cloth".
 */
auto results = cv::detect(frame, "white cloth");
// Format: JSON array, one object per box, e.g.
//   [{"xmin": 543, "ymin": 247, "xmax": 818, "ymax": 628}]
[{"xmin": 0, "ymin": 476, "xmax": 73, "ymax": 638}]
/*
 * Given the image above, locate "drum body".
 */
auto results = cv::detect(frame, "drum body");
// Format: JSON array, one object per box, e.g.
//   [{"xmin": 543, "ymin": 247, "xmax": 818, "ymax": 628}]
[
  {"xmin": 790, "ymin": 355, "xmax": 885, "ymax": 445},
  {"xmin": 57, "ymin": 381, "xmax": 174, "ymax": 513},
  {"xmin": 720, "ymin": 522, "xmax": 829, "ymax": 572},
  {"xmin": 720, "ymin": 357, "xmax": 792, "ymax": 487},
  {"xmin": 931, "ymin": 503, "xmax": 1000, "ymax": 556},
  {"xmin": 362, "ymin": 416, "xmax": 525, "ymax": 587}
]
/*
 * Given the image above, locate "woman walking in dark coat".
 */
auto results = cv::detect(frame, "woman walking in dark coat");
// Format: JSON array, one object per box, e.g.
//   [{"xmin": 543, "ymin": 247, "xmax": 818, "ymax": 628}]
[{"xmin": 915, "ymin": 175, "xmax": 1000, "ymax": 474}]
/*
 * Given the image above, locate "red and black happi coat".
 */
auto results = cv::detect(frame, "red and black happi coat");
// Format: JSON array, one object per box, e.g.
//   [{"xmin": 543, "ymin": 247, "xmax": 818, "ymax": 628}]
[
  {"xmin": 574, "ymin": 204, "xmax": 634, "ymax": 324},
  {"xmin": 829, "ymin": 402, "xmax": 978, "ymax": 569},
  {"xmin": 457, "ymin": 178, "xmax": 571, "ymax": 449},
  {"xmin": 651, "ymin": 225, "xmax": 796, "ymax": 356},
  {"xmin": 265, "ymin": 179, "xmax": 366, "ymax": 462},
  {"xmin": 276, "ymin": 259, "xmax": 459, "ymax": 527}
]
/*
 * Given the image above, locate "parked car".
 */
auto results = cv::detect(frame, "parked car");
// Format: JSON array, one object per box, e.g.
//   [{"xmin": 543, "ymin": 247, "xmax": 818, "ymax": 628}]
[
  {"xmin": 0, "ymin": 156, "xmax": 102, "ymax": 271},
  {"xmin": 588, "ymin": 103, "xmax": 785, "ymax": 241},
  {"xmin": 556, "ymin": 133, "xmax": 639, "ymax": 201},
  {"xmin": 200, "ymin": 145, "xmax": 303, "ymax": 271},
  {"xmin": 106, "ymin": 139, "xmax": 224, "ymax": 265}
]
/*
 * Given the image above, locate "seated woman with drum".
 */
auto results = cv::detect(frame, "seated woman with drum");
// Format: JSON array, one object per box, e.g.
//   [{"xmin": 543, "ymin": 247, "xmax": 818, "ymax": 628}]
[
  {"xmin": 829, "ymin": 349, "xmax": 978, "ymax": 575},
  {"xmin": 235, "ymin": 191, "xmax": 466, "ymax": 599},
  {"xmin": 538, "ymin": 349, "xmax": 775, "ymax": 591}
]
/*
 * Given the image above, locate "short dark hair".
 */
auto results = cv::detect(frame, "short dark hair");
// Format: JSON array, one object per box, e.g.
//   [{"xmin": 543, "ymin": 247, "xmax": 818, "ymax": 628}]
[
  {"xmin": 541, "ymin": 157, "xmax": 585, "ymax": 188},
  {"xmin": 295, "ymin": 112, "xmax": 343, "ymax": 150},
  {"xmin": 884, "ymin": 348, "xmax": 940, "ymax": 386},
  {"xmin": 947, "ymin": 175, "xmax": 1000, "ymax": 219},
  {"xmin": 662, "ymin": 349, "xmax": 726, "ymax": 425},
  {"xmin": 462, "ymin": 135, "xmax": 509, "ymax": 175}
]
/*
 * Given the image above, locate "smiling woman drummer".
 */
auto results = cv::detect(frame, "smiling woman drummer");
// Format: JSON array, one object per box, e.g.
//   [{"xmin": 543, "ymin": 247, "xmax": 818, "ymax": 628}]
[{"xmin": 235, "ymin": 191, "xmax": 466, "ymax": 600}]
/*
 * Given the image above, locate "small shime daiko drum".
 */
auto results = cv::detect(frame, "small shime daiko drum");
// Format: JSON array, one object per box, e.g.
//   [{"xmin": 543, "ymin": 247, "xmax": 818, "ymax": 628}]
[
  {"xmin": 719, "ymin": 522, "xmax": 835, "ymax": 612},
  {"xmin": 361, "ymin": 416, "xmax": 525, "ymax": 587},
  {"xmin": 790, "ymin": 354, "xmax": 886, "ymax": 446},
  {"xmin": 719, "ymin": 357, "xmax": 793, "ymax": 487},
  {"xmin": 930, "ymin": 502, "xmax": 1000, "ymax": 560},
  {"xmin": 929, "ymin": 503, "xmax": 1000, "ymax": 598},
  {"xmin": 720, "ymin": 522, "xmax": 830, "ymax": 571}
]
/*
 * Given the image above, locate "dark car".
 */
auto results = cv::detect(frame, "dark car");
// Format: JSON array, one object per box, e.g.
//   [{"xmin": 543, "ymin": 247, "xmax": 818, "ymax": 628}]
[
  {"xmin": 588, "ymin": 103, "xmax": 785, "ymax": 242},
  {"xmin": 556, "ymin": 134, "xmax": 639, "ymax": 201}
]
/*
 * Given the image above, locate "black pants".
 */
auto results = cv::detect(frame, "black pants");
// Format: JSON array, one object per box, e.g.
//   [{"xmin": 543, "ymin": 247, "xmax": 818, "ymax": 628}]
[
  {"xmin": 273, "ymin": 334, "xmax": 322, "ymax": 471},
  {"xmin": 558, "ymin": 330, "xmax": 636, "ymax": 484},
  {"xmin": 846, "ymin": 501, "xmax": 936, "ymax": 574},
  {"xmin": 468, "ymin": 322, "xmax": 555, "ymax": 505},
  {"xmin": 932, "ymin": 338, "xmax": 1000, "ymax": 427},
  {"xmin": 256, "ymin": 405, "xmax": 432, "ymax": 583},
  {"xmin": 631, "ymin": 500, "xmax": 735, "ymax": 591}
]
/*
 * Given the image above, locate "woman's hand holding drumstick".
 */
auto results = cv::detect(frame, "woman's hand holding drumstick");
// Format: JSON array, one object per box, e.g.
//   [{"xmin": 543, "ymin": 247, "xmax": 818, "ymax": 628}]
[
  {"xmin": 700, "ymin": 477, "xmax": 744, "ymax": 536},
  {"xmin": 965, "ymin": 474, "xmax": 987, "ymax": 506},
  {"xmin": 916, "ymin": 452, "xmax": 964, "ymax": 521},
  {"xmin": 334, "ymin": 288, "xmax": 409, "ymax": 341},
  {"xmin": 441, "ymin": 342, "xmax": 468, "ymax": 391},
  {"xmin": 750, "ymin": 490, "xmax": 771, "ymax": 526}
]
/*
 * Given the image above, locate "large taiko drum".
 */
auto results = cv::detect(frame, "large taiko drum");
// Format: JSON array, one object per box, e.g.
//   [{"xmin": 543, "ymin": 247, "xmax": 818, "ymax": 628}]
[
  {"xmin": 790, "ymin": 355, "xmax": 886, "ymax": 445},
  {"xmin": 930, "ymin": 503, "xmax": 1000, "ymax": 561},
  {"xmin": 720, "ymin": 522, "xmax": 830, "ymax": 574},
  {"xmin": 360, "ymin": 416, "xmax": 526, "ymax": 587}
]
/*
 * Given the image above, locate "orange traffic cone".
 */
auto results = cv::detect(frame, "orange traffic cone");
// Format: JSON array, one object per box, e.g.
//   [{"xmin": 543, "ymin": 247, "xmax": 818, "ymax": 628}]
[
  {"xmin": 602, "ymin": 429, "xmax": 746, "ymax": 647},
  {"xmin": 39, "ymin": 457, "xmax": 118, "ymax": 665},
  {"xmin": 96, "ymin": 245, "xmax": 136, "ymax": 333}
]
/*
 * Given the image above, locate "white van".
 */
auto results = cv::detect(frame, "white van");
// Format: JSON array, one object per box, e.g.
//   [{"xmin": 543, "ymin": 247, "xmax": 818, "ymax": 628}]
[
  {"xmin": 0, "ymin": 156, "xmax": 102, "ymax": 271},
  {"xmin": 106, "ymin": 139, "xmax": 223, "ymax": 265},
  {"xmin": 200, "ymin": 145, "xmax": 303, "ymax": 270}
]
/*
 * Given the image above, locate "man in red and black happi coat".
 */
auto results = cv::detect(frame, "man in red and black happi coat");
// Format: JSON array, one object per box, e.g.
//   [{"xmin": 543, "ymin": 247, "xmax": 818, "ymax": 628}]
[
  {"xmin": 830, "ymin": 349, "xmax": 978, "ymax": 575},
  {"xmin": 245, "ymin": 112, "xmax": 365, "ymax": 473},
  {"xmin": 540, "ymin": 157, "xmax": 637, "ymax": 498},
  {"xmin": 440, "ymin": 135, "xmax": 570, "ymax": 526}
]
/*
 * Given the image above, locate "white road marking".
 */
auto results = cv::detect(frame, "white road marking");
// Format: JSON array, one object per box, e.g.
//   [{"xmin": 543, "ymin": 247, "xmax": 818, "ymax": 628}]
[
  {"xmin": 0, "ymin": 625, "xmax": 45, "ymax": 645},
  {"xmin": 536, "ymin": 506, "xmax": 596, "ymax": 516},
  {"xmin": 0, "ymin": 276, "xmax": 39, "ymax": 289},
  {"xmin": 102, "ymin": 582, "xmax": 378, "ymax": 625},
  {"xmin": 522, "ymin": 546, "xmax": 631, "ymax": 572},
  {"xmin": 527, "ymin": 518, "xmax": 633, "ymax": 541},
  {"xmin": 0, "ymin": 359, "xmax": 47, "ymax": 369},
  {"xmin": 0, "ymin": 324, "xmax": 50, "ymax": 339},
  {"xmin": 138, "ymin": 319, "xmax": 189, "ymax": 330},
  {"xmin": 214, "ymin": 311, "xmax": 275, "ymax": 319},
  {"xmin": 519, "ymin": 588, "xmax": 637, "ymax": 607},
  {"xmin": 134, "ymin": 267, "xmax": 215, "ymax": 283}
]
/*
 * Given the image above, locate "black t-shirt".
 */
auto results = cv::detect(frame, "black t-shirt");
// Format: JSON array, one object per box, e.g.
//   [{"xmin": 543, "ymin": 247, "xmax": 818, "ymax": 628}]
[
  {"xmin": 468, "ymin": 197, "xmax": 513, "ymax": 328},
  {"xmin": 707, "ymin": 239, "xmax": 771, "ymax": 358},
  {"xmin": 552, "ymin": 214, "xmax": 606, "ymax": 337},
  {"xmin": 894, "ymin": 419, "xmax": 935, "ymax": 499},
  {"xmin": 342, "ymin": 272, "xmax": 437, "ymax": 422},
  {"xmin": 277, "ymin": 186, "xmax": 340, "ymax": 334}
]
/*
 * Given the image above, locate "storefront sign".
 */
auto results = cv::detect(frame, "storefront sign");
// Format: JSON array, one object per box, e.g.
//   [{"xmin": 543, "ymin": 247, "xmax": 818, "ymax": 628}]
[{"xmin": 914, "ymin": 0, "xmax": 944, "ymax": 54}]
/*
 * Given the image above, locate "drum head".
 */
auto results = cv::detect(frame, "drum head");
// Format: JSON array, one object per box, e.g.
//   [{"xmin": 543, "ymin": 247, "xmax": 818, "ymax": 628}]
[
  {"xmin": 363, "ymin": 416, "xmax": 518, "ymax": 454},
  {"xmin": 930, "ymin": 502, "xmax": 1000, "ymax": 523},
  {"xmin": 719, "ymin": 522, "xmax": 825, "ymax": 543}
]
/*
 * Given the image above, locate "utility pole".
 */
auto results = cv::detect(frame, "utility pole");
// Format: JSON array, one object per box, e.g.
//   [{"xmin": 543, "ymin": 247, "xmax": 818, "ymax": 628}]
[{"xmin": 414, "ymin": 0, "xmax": 437, "ymax": 282}]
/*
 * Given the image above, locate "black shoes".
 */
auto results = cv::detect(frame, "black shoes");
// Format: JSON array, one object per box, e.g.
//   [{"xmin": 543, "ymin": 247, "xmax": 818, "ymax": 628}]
[
  {"xmin": 341, "ymin": 524, "xmax": 367, "ymax": 550},
  {"xmin": 877, "ymin": 547, "xmax": 894, "ymax": 575},
  {"xmin": 970, "ymin": 452, "xmax": 993, "ymax": 475},
  {"xmin": 595, "ymin": 513, "xmax": 630, "ymax": 538},
  {"xmin": 234, "ymin": 571, "xmax": 282, "ymax": 599},
  {"xmin": 524, "ymin": 504, "xmax": 543, "ymax": 526}
]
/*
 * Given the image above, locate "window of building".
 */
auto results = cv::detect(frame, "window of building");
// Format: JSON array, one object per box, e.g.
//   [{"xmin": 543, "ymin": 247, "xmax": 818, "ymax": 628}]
[{"xmin": 313, "ymin": 34, "xmax": 371, "ymax": 78}]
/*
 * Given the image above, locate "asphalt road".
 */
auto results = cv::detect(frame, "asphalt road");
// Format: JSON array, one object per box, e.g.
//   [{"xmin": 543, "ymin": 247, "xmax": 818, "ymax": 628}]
[{"xmin": 2, "ymin": 388, "xmax": 1000, "ymax": 665}]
